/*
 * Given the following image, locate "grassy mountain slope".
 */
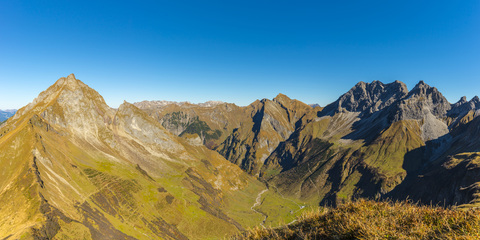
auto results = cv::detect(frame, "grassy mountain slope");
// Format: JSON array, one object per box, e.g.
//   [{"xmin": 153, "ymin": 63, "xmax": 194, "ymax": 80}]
[{"xmin": 0, "ymin": 74, "xmax": 303, "ymax": 239}]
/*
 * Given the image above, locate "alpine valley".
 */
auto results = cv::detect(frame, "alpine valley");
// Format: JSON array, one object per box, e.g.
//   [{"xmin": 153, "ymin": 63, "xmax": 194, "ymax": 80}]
[{"xmin": 2, "ymin": 74, "xmax": 480, "ymax": 239}]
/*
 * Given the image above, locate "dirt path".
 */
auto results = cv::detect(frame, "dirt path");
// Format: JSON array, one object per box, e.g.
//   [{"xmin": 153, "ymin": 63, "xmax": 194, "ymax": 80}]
[{"xmin": 251, "ymin": 189, "xmax": 269, "ymax": 226}]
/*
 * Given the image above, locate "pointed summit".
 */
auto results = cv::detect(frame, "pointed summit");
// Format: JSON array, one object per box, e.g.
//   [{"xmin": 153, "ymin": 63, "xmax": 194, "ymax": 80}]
[
  {"xmin": 64, "ymin": 73, "xmax": 78, "ymax": 85},
  {"xmin": 393, "ymin": 80, "xmax": 451, "ymax": 136},
  {"xmin": 11, "ymin": 74, "xmax": 114, "ymax": 138},
  {"xmin": 67, "ymin": 73, "xmax": 76, "ymax": 80},
  {"xmin": 321, "ymin": 80, "xmax": 408, "ymax": 116},
  {"xmin": 448, "ymin": 94, "xmax": 480, "ymax": 117},
  {"xmin": 273, "ymin": 93, "xmax": 292, "ymax": 105},
  {"xmin": 50, "ymin": 73, "xmax": 84, "ymax": 91},
  {"xmin": 406, "ymin": 80, "xmax": 447, "ymax": 106},
  {"xmin": 472, "ymin": 96, "xmax": 480, "ymax": 103},
  {"xmin": 409, "ymin": 80, "xmax": 433, "ymax": 95}
]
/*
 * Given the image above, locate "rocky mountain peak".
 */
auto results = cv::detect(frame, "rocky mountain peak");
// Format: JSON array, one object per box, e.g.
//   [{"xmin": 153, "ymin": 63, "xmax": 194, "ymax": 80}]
[
  {"xmin": 273, "ymin": 93, "xmax": 293, "ymax": 106},
  {"xmin": 51, "ymin": 73, "xmax": 81, "ymax": 89},
  {"xmin": 390, "ymin": 80, "xmax": 450, "ymax": 140},
  {"xmin": 321, "ymin": 80, "xmax": 408, "ymax": 116},
  {"xmin": 12, "ymin": 74, "xmax": 114, "ymax": 139},
  {"xmin": 66, "ymin": 73, "xmax": 76, "ymax": 82},
  {"xmin": 408, "ymin": 80, "xmax": 443, "ymax": 99},
  {"xmin": 401, "ymin": 81, "xmax": 450, "ymax": 115},
  {"xmin": 355, "ymin": 81, "xmax": 367, "ymax": 87},
  {"xmin": 64, "ymin": 73, "xmax": 79, "ymax": 87},
  {"xmin": 50, "ymin": 74, "xmax": 109, "ymax": 110},
  {"xmin": 472, "ymin": 96, "xmax": 480, "ymax": 103},
  {"xmin": 451, "ymin": 96, "xmax": 468, "ymax": 109},
  {"xmin": 134, "ymin": 100, "xmax": 226, "ymax": 109},
  {"xmin": 448, "ymin": 95, "xmax": 480, "ymax": 121}
]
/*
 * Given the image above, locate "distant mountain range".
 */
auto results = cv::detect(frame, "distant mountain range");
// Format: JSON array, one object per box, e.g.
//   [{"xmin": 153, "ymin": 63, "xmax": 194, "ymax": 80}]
[
  {"xmin": 2, "ymin": 74, "xmax": 480, "ymax": 239},
  {"xmin": 0, "ymin": 109, "xmax": 16, "ymax": 122}
]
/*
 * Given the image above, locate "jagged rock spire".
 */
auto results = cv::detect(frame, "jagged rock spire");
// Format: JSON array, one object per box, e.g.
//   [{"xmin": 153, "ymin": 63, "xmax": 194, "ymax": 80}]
[{"xmin": 321, "ymin": 80, "xmax": 408, "ymax": 116}]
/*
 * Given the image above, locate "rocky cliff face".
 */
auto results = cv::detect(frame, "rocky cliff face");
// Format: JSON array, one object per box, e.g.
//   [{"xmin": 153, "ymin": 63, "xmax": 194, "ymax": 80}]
[
  {"xmin": 134, "ymin": 100, "xmax": 247, "ymax": 149},
  {"xmin": 136, "ymin": 94, "xmax": 318, "ymax": 177},
  {"xmin": 321, "ymin": 80, "xmax": 408, "ymax": 116},
  {"xmin": 216, "ymin": 94, "xmax": 316, "ymax": 176}
]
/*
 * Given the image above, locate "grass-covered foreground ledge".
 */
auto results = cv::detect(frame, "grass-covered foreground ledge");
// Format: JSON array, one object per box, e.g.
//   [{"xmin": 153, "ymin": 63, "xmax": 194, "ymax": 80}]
[{"xmin": 234, "ymin": 199, "xmax": 480, "ymax": 240}]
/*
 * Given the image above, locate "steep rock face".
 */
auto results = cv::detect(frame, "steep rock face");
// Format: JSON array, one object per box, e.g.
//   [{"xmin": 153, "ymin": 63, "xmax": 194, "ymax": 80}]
[
  {"xmin": 393, "ymin": 81, "xmax": 450, "ymax": 120},
  {"xmin": 321, "ymin": 80, "xmax": 408, "ymax": 116},
  {"xmin": 447, "ymin": 96, "xmax": 480, "ymax": 128},
  {"xmin": 389, "ymin": 81, "xmax": 450, "ymax": 141},
  {"xmin": 0, "ymin": 75, "xmax": 299, "ymax": 239},
  {"xmin": 217, "ymin": 95, "xmax": 316, "ymax": 176},
  {"xmin": 135, "ymin": 101, "xmax": 247, "ymax": 149},
  {"xmin": 136, "ymin": 94, "xmax": 317, "ymax": 177}
]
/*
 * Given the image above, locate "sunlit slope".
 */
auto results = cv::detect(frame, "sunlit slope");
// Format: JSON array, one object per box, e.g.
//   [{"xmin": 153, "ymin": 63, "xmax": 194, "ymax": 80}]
[
  {"xmin": 0, "ymin": 74, "xmax": 301, "ymax": 239},
  {"xmin": 136, "ymin": 93, "xmax": 319, "ymax": 177},
  {"xmin": 259, "ymin": 81, "xmax": 453, "ymax": 206}
]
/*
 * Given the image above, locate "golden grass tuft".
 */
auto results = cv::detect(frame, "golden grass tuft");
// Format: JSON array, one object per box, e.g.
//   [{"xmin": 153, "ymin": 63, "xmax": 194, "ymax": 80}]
[{"xmin": 233, "ymin": 199, "xmax": 480, "ymax": 239}]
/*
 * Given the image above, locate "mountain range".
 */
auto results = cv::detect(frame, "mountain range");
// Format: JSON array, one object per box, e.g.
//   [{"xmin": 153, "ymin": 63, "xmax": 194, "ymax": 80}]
[
  {"xmin": 0, "ymin": 109, "xmax": 16, "ymax": 123},
  {"xmin": 137, "ymin": 79, "xmax": 480, "ymax": 208},
  {"xmin": 1, "ymin": 74, "xmax": 480, "ymax": 239}
]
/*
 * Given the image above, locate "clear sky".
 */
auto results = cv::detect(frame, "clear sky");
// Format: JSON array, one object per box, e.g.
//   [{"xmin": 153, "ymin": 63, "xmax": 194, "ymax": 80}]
[{"xmin": 1, "ymin": 1, "xmax": 479, "ymax": 109}]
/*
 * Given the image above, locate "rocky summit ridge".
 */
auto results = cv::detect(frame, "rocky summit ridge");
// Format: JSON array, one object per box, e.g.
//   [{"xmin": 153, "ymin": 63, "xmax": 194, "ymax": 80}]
[
  {"xmin": 2, "ymin": 74, "xmax": 480, "ymax": 239},
  {"xmin": 321, "ymin": 80, "xmax": 408, "ymax": 116}
]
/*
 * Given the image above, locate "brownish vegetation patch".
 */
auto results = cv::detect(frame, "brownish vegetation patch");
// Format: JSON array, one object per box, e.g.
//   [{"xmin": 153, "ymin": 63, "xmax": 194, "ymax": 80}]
[{"xmin": 235, "ymin": 199, "xmax": 480, "ymax": 240}]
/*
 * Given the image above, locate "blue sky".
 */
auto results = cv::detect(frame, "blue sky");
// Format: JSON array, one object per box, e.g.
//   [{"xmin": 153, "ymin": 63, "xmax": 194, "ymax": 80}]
[{"xmin": 1, "ymin": 1, "xmax": 479, "ymax": 109}]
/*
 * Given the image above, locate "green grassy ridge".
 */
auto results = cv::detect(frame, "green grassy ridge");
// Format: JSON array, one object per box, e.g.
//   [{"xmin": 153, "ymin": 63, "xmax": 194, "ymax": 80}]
[{"xmin": 235, "ymin": 199, "xmax": 480, "ymax": 240}]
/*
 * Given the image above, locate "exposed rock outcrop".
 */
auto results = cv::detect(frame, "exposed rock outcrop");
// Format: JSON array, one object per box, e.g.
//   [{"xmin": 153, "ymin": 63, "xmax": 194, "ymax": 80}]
[{"xmin": 321, "ymin": 80, "xmax": 408, "ymax": 116}]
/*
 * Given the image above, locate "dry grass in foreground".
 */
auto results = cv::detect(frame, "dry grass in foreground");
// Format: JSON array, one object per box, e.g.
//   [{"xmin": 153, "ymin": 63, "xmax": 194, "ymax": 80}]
[{"xmin": 234, "ymin": 199, "xmax": 480, "ymax": 240}]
